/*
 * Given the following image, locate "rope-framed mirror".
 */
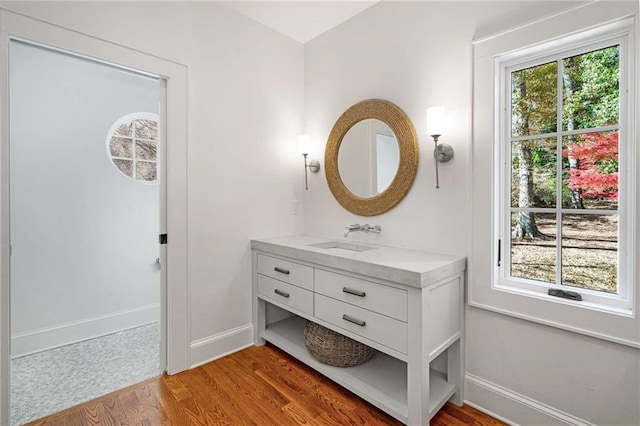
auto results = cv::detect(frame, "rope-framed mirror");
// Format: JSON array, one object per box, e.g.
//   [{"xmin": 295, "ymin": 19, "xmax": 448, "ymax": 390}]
[{"xmin": 325, "ymin": 99, "xmax": 419, "ymax": 216}]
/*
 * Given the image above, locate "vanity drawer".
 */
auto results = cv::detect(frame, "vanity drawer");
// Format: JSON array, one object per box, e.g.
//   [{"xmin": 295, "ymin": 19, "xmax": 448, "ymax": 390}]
[
  {"xmin": 314, "ymin": 294, "xmax": 407, "ymax": 354},
  {"xmin": 257, "ymin": 275, "xmax": 313, "ymax": 316},
  {"xmin": 315, "ymin": 269, "xmax": 407, "ymax": 322},
  {"xmin": 257, "ymin": 254, "xmax": 313, "ymax": 290}
]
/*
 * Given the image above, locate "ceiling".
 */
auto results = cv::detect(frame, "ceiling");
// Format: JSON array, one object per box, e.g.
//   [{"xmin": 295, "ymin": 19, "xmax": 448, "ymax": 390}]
[{"xmin": 222, "ymin": 1, "xmax": 379, "ymax": 43}]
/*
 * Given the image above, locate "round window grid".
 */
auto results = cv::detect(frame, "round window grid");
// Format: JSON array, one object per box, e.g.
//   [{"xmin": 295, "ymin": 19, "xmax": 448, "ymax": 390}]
[{"xmin": 106, "ymin": 112, "xmax": 159, "ymax": 183}]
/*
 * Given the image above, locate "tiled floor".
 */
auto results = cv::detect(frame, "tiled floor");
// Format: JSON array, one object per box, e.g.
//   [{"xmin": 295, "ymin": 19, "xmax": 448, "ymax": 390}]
[{"xmin": 11, "ymin": 323, "xmax": 161, "ymax": 425}]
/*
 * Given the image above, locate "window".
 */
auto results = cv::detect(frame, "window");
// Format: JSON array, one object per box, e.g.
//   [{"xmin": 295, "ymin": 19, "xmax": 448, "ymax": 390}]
[
  {"xmin": 106, "ymin": 113, "xmax": 159, "ymax": 183},
  {"xmin": 471, "ymin": 3, "xmax": 638, "ymax": 346},
  {"xmin": 495, "ymin": 26, "xmax": 633, "ymax": 313}
]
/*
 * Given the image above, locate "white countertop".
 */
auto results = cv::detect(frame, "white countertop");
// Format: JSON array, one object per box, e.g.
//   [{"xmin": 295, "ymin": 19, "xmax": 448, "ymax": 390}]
[{"xmin": 251, "ymin": 235, "xmax": 466, "ymax": 288}]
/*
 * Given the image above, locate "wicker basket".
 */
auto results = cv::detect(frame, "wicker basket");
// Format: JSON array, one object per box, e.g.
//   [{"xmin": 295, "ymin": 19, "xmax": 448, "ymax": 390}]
[{"xmin": 302, "ymin": 321, "xmax": 375, "ymax": 367}]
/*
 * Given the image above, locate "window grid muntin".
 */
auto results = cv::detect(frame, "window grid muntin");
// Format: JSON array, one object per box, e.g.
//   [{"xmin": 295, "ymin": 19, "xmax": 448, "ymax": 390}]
[
  {"xmin": 510, "ymin": 124, "xmax": 620, "ymax": 142},
  {"xmin": 501, "ymin": 34, "xmax": 628, "ymax": 303},
  {"xmin": 106, "ymin": 113, "xmax": 159, "ymax": 183}
]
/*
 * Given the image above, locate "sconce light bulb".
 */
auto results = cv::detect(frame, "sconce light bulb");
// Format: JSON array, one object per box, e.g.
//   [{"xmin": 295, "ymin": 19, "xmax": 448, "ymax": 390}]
[
  {"xmin": 298, "ymin": 134, "xmax": 311, "ymax": 155},
  {"xmin": 427, "ymin": 106, "xmax": 445, "ymax": 137}
]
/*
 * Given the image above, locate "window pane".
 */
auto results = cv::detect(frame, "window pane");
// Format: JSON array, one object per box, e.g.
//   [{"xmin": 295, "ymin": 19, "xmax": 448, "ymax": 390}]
[
  {"xmin": 135, "ymin": 119, "xmax": 158, "ymax": 140},
  {"xmin": 563, "ymin": 45, "xmax": 619, "ymax": 131},
  {"xmin": 511, "ymin": 139, "xmax": 557, "ymax": 208},
  {"xmin": 562, "ymin": 132, "xmax": 618, "ymax": 210},
  {"xmin": 561, "ymin": 214, "xmax": 618, "ymax": 293},
  {"xmin": 113, "ymin": 159, "xmax": 133, "ymax": 177},
  {"xmin": 136, "ymin": 161, "xmax": 157, "ymax": 182},
  {"xmin": 135, "ymin": 141, "xmax": 157, "ymax": 161},
  {"xmin": 114, "ymin": 121, "xmax": 133, "ymax": 137},
  {"xmin": 511, "ymin": 212, "xmax": 557, "ymax": 283},
  {"xmin": 109, "ymin": 137, "xmax": 132, "ymax": 158},
  {"xmin": 511, "ymin": 62, "xmax": 557, "ymax": 137}
]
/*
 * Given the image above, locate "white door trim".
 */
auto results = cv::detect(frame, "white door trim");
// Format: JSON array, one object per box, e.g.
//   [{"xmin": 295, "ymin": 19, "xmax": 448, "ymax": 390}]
[{"xmin": 0, "ymin": 9, "xmax": 189, "ymax": 424}]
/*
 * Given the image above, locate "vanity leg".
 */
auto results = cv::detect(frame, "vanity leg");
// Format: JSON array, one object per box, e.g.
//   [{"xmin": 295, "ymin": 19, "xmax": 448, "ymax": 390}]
[
  {"xmin": 448, "ymin": 275, "xmax": 465, "ymax": 405},
  {"xmin": 252, "ymin": 253, "xmax": 266, "ymax": 346},
  {"xmin": 407, "ymin": 356, "xmax": 429, "ymax": 425},
  {"xmin": 407, "ymin": 288, "xmax": 429, "ymax": 425},
  {"xmin": 254, "ymin": 298, "xmax": 266, "ymax": 346},
  {"xmin": 447, "ymin": 339, "xmax": 463, "ymax": 406}
]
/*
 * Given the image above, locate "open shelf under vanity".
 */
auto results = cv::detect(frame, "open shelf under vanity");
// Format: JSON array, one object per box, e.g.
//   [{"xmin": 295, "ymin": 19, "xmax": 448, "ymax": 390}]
[{"xmin": 261, "ymin": 315, "xmax": 455, "ymax": 424}]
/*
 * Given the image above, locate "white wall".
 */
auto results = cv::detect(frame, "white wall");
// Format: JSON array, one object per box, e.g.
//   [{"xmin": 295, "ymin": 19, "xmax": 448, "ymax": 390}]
[
  {"xmin": 10, "ymin": 41, "xmax": 160, "ymax": 356},
  {"xmin": 303, "ymin": 1, "xmax": 639, "ymax": 425},
  {"xmin": 3, "ymin": 1, "xmax": 305, "ymax": 366}
]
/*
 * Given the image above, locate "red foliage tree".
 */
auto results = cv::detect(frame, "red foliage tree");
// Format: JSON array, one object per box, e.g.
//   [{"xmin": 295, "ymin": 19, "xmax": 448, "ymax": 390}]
[{"xmin": 563, "ymin": 132, "xmax": 618, "ymax": 200}]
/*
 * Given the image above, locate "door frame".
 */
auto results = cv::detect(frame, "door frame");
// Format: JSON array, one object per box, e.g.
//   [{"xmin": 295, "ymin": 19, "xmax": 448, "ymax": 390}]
[{"xmin": 0, "ymin": 9, "xmax": 189, "ymax": 424}]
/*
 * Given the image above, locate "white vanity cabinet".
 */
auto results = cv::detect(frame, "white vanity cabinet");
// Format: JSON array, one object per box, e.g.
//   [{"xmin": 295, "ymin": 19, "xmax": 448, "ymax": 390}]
[{"xmin": 252, "ymin": 236, "xmax": 466, "ymax": 425}]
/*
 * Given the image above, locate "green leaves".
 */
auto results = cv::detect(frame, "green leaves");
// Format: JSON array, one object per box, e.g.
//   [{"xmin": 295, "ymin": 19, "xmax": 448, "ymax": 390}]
[
  {"xmin": 563, "ymin": 45, "xmax": 619, "ymax": 130},
  {"xmin": 511, "ymin": 62, "xmax": 558, "ymax": 137},
  {"xmin": 511, "ymin": 45, "xmax": 619, "ymax": 136}
]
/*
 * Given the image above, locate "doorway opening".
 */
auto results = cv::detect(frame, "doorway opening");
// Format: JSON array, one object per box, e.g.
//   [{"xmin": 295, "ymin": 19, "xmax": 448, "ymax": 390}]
[{"xmin": 9, "ymin": 39, "xmax": 165, "ymax": 424}]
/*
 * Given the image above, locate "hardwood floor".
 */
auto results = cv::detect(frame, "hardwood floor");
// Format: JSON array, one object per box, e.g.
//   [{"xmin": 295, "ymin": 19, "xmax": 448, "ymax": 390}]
[{"xmin": 27, "ymin": 344, "xmax": 505, "ymax": 426}]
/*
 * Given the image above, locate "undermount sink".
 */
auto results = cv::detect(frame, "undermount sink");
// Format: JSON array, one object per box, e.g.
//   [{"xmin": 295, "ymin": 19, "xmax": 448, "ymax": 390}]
[{"xmin": 307, "ymin": 241, "xmax": 377, "ymax": 254}]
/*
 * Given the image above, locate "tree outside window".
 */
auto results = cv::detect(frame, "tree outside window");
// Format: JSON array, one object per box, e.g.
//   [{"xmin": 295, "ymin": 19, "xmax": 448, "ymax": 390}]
[{"xmin": 107, "ymin": 113, "xmax": 159, "ymax": 183}]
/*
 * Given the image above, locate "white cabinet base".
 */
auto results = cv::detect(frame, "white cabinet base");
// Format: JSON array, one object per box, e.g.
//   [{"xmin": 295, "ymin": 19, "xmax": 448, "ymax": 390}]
[{"xmin": 252, "ymin": 237, "xmax": 465, "ymax": 425}]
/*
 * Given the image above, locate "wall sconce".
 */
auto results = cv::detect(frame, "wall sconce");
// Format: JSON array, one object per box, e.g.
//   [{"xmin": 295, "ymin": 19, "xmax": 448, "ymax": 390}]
[
  {"xmin": 298, "ymin": 135, "xmax": 320, "ymax": 190},
  {"xmin": 426, "ymin": 106, "xmax": 454, "ymax": 189}
]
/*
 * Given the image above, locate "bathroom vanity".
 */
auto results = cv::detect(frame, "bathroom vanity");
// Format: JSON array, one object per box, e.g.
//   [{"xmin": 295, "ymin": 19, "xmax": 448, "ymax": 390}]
[{"xmin": 252, "ymin": 235, "xmax": 466, "ymax": 425}]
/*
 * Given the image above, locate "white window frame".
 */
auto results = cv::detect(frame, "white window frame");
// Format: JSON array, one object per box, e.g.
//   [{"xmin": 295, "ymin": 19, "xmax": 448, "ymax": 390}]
[
  {"xmin": 494, "ymin": 24, "xmax": 635, "ymax": 316},
  {"xmin": 469, "ymin": 0, "xmax": 640, "ymax": 349}
]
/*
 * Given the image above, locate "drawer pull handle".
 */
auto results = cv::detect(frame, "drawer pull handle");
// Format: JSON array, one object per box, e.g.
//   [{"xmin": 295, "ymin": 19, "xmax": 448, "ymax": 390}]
[
  {"xmin": 342, "ymin": 287, "xmax": 366, "ymax": 297},
  {"xmin": 274, "ymin": 267, "xmax": 290, "ymax": 275},
  {"xmin": 342, "ymin": 314, "xmax": 366, "ymax": 327},
  {"xmin": 274, "ymin": 289, "xmax": 290, "ymax": 298}
]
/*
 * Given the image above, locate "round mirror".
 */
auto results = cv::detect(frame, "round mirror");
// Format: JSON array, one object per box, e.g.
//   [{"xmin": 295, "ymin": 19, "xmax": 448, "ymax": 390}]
[
  {"xmin": 325, "ymin": 99, "xmax": 418, "ymax": 216},
  {"xmin": 338, "ymin": 119, "xmax": 399, "ymax": 198}
]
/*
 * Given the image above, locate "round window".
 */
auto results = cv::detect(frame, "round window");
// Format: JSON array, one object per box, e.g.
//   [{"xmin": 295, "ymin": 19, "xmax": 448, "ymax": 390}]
[{"xmin": 106, "ymin": 113, "xmax": 159, "ymax": 183}]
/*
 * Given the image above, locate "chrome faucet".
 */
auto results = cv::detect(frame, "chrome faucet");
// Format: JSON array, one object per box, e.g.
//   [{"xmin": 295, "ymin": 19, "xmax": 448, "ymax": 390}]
[
  {"xmin": 344, "ymin": 224, "xmax": 361, "ymax": 238},
  {"xmin": 344, "ymin": 224, "xmax": 382, "ymax": 238}
]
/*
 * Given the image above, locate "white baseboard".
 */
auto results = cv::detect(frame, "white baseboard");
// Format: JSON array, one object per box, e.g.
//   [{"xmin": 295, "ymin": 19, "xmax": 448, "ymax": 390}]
[
  {"xmin": 189, "ymin": 324, "xmax": 253, "ymax": 368},
  {"xmin": 11, "ymin": 304, "xmax": 160, "ymax": 358},
  {"xmin": 465, "ymin": 374, "xmax": 594, "ymax": 426}
]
